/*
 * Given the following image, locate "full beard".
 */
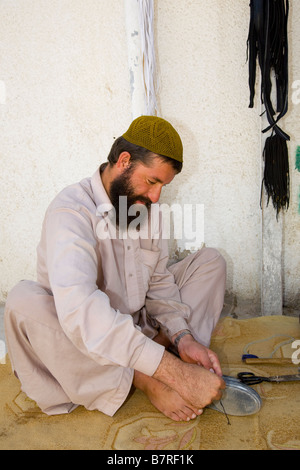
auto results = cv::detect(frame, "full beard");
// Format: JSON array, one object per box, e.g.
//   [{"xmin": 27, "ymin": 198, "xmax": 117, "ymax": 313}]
[{"xmin": 109, "ymin": 167, "xmax": 152, "ymax": 231}]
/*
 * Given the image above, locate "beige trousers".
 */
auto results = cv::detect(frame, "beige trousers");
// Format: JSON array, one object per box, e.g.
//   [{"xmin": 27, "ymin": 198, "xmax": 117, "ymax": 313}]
[{"xmin": 4, "ymin": 247, "xmax": 226, "ymax": 416}]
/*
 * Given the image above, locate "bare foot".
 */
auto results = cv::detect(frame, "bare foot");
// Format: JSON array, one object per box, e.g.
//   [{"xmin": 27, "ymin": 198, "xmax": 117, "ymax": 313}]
[{"xmin": 133, "ymin": 370, "xmax": 202, "ymax": 422}]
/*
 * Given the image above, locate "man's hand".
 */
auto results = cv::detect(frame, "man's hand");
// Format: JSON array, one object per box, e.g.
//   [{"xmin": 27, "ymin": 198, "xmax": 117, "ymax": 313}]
[
  {"xmin": 153, "ymin": 350, "xmax": 225, "ymax": 412},
  {"xmin": 173, "ymin": 331, "xmax": 222, "ymax": 377}
]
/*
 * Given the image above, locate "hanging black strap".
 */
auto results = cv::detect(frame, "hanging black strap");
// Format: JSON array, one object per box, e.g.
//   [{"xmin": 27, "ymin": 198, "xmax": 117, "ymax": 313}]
[
  {"xmin": 261, "ymin": 133, "xmax": 290, "ymax": 216},
  {"xmin": 262, "ymin": 0, "xmax": 290, "ymax": 140},
  {"xmin": 247, "ymin": 0, "xmax": 290, "ymax": 215},
  {"xmin": 247, "ymin": 0, "xmax": 290, "ymax": 140}
]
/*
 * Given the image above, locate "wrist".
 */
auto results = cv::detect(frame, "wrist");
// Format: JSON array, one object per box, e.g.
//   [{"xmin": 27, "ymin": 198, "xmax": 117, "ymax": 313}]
[{"xmin": 173, "ymin": 330, "xmax": 193, "ymax": 349}]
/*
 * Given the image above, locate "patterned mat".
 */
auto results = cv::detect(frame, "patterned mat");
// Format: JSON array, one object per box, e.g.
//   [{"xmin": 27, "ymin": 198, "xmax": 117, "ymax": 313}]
[{"xmin": 0, "ymin": 316, "xmax": 299, "ymax": 450}]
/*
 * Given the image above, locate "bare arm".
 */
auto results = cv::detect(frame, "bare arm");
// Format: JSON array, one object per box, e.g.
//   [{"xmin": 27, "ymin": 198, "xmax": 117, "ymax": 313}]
[{"xmin": 152, "ymin": 349, "xmax": 225, "ymax": 410}]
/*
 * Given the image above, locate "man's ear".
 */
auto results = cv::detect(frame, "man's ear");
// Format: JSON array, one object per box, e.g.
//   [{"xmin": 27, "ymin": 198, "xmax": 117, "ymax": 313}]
[{"xmin": 116, "ymin": 152, "xmax": 131, "ymax": 172}]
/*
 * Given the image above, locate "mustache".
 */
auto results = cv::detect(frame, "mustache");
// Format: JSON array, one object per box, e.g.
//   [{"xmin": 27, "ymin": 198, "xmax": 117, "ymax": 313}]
[{"xmin": 133, "ymin": 196, "xmax": 152, "ymax": 207}]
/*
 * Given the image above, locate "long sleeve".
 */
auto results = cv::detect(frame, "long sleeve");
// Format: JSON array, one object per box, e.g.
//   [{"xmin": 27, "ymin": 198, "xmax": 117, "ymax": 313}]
[
  {"xmin": 143, "ymin": 209, "xmax": 191, "ymax": 338},
  {"xmin": 43, "ymin": 203, "xmax": 164, "ymax": 377}
]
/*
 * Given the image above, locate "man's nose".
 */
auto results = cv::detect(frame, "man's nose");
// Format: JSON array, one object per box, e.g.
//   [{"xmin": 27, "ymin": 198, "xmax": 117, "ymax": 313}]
[{"xmin": 148, "ymin": 185, "xmax": 162, "ymax": 203}]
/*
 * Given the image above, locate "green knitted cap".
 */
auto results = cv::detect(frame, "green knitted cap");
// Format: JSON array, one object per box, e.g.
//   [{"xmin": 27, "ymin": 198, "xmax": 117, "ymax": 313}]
[{"xmin": 122, "ymin": 115, "xmax": 183, "ymax": 163}]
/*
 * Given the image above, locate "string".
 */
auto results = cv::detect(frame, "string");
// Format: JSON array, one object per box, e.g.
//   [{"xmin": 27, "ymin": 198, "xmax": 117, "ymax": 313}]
[
  {"xmin": 219, "ymin": 400, "xmax": 231, "ymax": 425},
  {"xmin": 243, "ymin": 334, "xmax": 295, "ymax": 358}
]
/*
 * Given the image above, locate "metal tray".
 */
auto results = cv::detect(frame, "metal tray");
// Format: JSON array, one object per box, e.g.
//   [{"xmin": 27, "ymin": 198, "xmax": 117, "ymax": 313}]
[{"xmin": 208, "ymin": 375, "xmax": 262, "ymax": 416}]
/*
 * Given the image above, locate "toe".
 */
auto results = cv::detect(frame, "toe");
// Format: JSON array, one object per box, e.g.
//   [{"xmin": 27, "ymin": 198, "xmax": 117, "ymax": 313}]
[
  {"xmin": 169, "ymin": 412, "xmax": 182, "ymax": 422},
  {"xmin": 183, "ymin": 405, "xmax": 202, "ymax": 420}
]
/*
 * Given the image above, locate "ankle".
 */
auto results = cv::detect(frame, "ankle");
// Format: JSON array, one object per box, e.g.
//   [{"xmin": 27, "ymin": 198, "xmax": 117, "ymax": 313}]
[{"xmin": 133, "ymin": 370, "xmax": 151, "ymax": 393}]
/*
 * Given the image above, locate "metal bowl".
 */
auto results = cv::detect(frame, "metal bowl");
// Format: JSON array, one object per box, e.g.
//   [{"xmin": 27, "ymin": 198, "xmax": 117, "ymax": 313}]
[{"xmin": 208, "ymin": 375, "xmax": 262, "ymax": 416}]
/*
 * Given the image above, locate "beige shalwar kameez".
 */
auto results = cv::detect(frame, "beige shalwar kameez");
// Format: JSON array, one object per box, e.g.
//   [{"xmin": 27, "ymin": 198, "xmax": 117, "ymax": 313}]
[{"xmin": 4, "ymin": 168, "xmax": 226, "ymax": 416}]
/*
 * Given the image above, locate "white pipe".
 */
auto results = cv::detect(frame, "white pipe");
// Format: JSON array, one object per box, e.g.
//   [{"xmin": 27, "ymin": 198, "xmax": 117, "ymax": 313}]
[
  {"xmin": 138, "ymin": 0, "xmax": 158, "ymax": 115},
  {"xmin": 124, "ymin": 0, "xmax": 146, "ymax": 119},
  {"xmin": 260, "ymin": 77, "xmax": 283, "ymax": 316}
]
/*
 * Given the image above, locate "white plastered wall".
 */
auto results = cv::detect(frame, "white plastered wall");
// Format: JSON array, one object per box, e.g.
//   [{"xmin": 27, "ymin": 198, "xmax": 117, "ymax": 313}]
[{"xmin": 0, "ymin": 0, "xmax": 299, "ymax": 313}]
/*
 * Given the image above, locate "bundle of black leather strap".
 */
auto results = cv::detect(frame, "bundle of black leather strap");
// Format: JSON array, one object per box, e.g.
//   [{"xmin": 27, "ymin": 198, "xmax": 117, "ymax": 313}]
[{"xmin": 247, "ymin": 0, "xmax": 290, "ymax": 216}]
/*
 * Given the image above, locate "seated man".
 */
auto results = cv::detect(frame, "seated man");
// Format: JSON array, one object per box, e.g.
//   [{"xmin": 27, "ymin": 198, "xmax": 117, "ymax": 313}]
[{"xmin": 5, "ymin": 116, "xmax": 226, "ymax": 422}]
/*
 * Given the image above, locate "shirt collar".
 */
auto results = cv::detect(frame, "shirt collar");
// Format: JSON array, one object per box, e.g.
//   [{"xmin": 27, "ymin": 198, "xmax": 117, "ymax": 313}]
[{"xmin": 91, "ymin": 166, "xmax": 114, "ymax": 216}]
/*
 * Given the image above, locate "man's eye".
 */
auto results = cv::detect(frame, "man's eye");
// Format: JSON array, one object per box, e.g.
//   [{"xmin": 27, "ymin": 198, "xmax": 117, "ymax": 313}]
[{"xmin": 147, "ymin": 179, "xmax": 156, "ymax": 185}]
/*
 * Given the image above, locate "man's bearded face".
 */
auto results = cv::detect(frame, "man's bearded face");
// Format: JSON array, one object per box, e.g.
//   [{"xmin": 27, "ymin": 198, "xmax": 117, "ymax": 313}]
[{"xmin": 109, "ymin": 165, "xmax": 151, "ymax": 229}]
